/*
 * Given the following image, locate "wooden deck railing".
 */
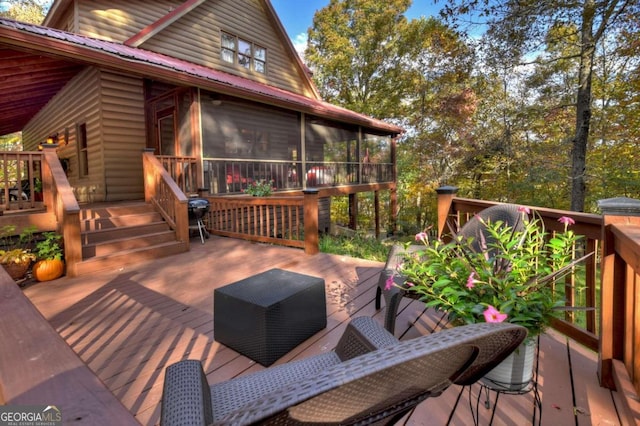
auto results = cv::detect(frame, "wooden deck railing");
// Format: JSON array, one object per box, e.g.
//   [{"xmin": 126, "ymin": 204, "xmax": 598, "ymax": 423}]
[
  {"xmin": 157, "ymin": 155, "xmax": 199, "ymax": 195},
  {"xmin": 598, "ymin": 199, "xmax": 640, "ymax": 419},
  {"xmin": 205, "ymin": 189, "xmax": 320, "ymax": 254},
  {"xmin": 0, "ymin": 150, "xmax": 44, "ymax": 211},
  {"xmin": 436, "ymin": 188, "xmax": 603, "ymax": 351},
  {"xmin": 201, "ymin": 158, "xmax": 394, "ymax": 194},
  {"xmin": 142, "ymin": 150, "xmax": 190, "ymax": 246}
]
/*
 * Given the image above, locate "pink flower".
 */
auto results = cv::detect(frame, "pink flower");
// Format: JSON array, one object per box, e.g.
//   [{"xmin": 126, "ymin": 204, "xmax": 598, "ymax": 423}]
[
  {"xmin": 517, "ymin": 206, "xmax": 530, "ymax": 214},
  {"xmin": 483, "ymin": 305, "xmax": 508, "ymax": 323},
  {"xmin": 415, "ymin": 232, "xmax": 428, "ymax": 243},
  {"xmin": 558, "ymin": 216, "xmax": 575, "ymax": 226},
  {"xmin": 385, "ymin": 274, "xmax": 395, "ymax": 291},
  {"xmin": 466, "ymin": 272, "xmax": 476, "ymax": 289}
]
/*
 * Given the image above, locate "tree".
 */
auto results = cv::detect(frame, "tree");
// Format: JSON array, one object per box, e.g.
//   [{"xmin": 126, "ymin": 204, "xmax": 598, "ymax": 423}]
[
  {"xmin": 0, "ymin": 0, "xmax": 49, "ymax": 24},
  {"xmin": 306, "ymin": 0, "xmax": 477, "ymax": 232},
  {"xmin": 441, "ymin": 0, "xmax": 638, "ymax": 211},
  {"xmin": 305, "ymin": 0, "xmax": 414, "ymax": 119}
]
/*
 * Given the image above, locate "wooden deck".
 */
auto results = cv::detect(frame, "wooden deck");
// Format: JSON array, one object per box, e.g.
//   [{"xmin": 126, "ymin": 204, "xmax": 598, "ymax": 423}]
[{"xmin": 23, "ymin": 236, "xmax": 626, "ymax": 425}]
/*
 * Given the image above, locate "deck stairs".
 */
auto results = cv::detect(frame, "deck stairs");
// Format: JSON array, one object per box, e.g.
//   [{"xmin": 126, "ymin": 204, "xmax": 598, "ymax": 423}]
[{"xmin": 74, "ymin": 201, "xmax": 188, "ymax": 276}]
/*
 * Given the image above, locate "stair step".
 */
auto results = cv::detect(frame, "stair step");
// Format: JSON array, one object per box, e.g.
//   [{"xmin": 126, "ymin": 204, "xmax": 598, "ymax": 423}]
[
  {"xmin": 82, "ymin": 222, "xmax": 171, "ymax": 245},
  {"xmin": 82, "ymin": 231, "xmax": 179, "ymax": 258},
  {"xmin": 80, "ymin": 202, "xmax": 154, "ymax": 220},
  {"xmin": 74, "ymin": 201, "xmax": 191, "ymax": 277},
  {"xmin": 74, "ymin": 241, "xmax": 188, "ymax": 276},
  {"xmin": 81, "ymin": 211, "xmax": 164, "ymax": 231}
]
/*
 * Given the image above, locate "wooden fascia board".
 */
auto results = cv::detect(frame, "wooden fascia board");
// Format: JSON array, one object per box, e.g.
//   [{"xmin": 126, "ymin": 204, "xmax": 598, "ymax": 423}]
[
  {"xmin": 125, "ymin": 0, "xmax": 208, "ymax": 47},
  {"xmin": 262, "ymin": 0, "xmax": 321, "ymax": 100}
]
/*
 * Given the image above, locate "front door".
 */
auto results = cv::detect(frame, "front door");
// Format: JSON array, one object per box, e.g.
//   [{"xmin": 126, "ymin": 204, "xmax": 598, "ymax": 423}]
[{"xmin": 156, "ymin": 107, "xmax": 177, "ymax": 156}]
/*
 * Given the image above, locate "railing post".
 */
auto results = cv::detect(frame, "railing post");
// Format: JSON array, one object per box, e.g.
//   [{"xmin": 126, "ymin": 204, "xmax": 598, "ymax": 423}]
[
  {"xmin": 42, "ymin": 145, "xmax": 82, "ymax": 277},
  {"xmin": 303, "ymin": 189, "xmax": 319, "ymax": 255},
  {"xmin": 597, "ymin": 196, "xmax": 640, "ymax": 389},
  {"xmin": 142, "ymin": 149, "xmax": 156, "ymax": 203},
  {"xmin": 436, "ymin": 186, "xmax": 458, "ymax": 238}
]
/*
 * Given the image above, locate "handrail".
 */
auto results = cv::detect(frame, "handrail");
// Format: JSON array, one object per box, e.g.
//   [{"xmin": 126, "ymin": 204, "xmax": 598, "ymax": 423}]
[
  {"xmin": 437, "ymin": 191, "xmax": 602, "ymax": 351},
  {"xmin": 598, "ymin": 201, "xmax": 640, "ymax": 422},
  {"xmin": 41, "ymin": 145, "xmax": 82, "ymax": 277},
  {"xmin": 142, "ymin": 150, "xmax": 189, "ymax": 246}
]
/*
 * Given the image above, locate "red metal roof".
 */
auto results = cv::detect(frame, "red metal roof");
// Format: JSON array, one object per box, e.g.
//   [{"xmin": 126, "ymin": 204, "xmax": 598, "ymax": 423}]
[{"xmin": 0, "ymin": 18, "xmax": 403, "ymax": 136}]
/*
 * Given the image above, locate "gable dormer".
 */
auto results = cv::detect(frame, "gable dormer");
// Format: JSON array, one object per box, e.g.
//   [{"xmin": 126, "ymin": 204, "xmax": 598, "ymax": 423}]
[{"xmin": 44, "ymin": 0, "xmax": 317, "ymax": 98}]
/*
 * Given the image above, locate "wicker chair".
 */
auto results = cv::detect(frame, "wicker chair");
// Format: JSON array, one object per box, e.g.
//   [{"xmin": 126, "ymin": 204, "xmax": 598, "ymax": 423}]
[
  {"xmin": 161, "ymin": 316, "xmax": 526, "ymax": 426},
  {"xmin": 375, "ymin": 203, "xmax": 525, "ymax": 334}
]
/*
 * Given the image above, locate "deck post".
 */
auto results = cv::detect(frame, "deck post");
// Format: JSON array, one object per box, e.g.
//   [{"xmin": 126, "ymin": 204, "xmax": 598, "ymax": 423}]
[
  {"xmin": 597, "ymin": 197, "xmax": 640, "ymax": 390},
  {"xmin": 42, "ymin": 145, "xmax": 82, "ymax": 277},
  {"xmin": 436, "ymin": 186, "xmax": 458, "ymax": 238},
  {"xmin": 303, "ymin": 189, "xmax": 319, "ymax": 255}
]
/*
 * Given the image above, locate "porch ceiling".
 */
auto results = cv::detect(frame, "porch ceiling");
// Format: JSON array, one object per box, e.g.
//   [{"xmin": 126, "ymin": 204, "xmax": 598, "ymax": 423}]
[{"xmin": 0, "ymin": 47, "xmax": 83, "ymax": 136}]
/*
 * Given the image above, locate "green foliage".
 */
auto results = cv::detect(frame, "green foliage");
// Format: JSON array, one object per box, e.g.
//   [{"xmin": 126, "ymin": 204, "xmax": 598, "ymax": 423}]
[
  {"xmin": 0, "ymin": 248, "xmax": 35, "ymax": 264},
  {"xmin": 0, "ymin": 225, "xmax": 38, "ymax": 265},
  {"xmin": 0, "ymin": 224, "xmax": 37, "ymax": 251},
  {"xmin": 242, "ymin": 180, "xmax": 274, "ymax": 196},
  {"xmin": 0, "ymin": 0, "xmax": 49, "ymax": 24},
  {"xmin": 34, "ymin": 231, "xmax": 63, "ymax": 261},
  {"xmin": 395, "ymin": 209, "xmax": 590, "ymax": 337},
  {"xmin": 306, "ymin": 0, "xmax": 413, "ymax": 118},
  {"xmin": 0, "ymin": 132, "xmax": 22, "ymax": 150},
  {"xmin": 319, "ymin": 233, "xmax": 390, "ymax": 262}
]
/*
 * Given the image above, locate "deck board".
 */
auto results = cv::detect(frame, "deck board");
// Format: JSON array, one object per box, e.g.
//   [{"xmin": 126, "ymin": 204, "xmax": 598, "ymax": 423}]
[{"xmin": 22, "ymin": 236, "xmax": 623, "ymax": 425}]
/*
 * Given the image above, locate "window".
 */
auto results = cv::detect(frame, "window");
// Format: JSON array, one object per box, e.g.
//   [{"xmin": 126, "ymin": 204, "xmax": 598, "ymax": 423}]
[
  {"xmin": 221, "ymin": 32, "xmax": 266, "ymax": 74},
  {"xmin": 76, "ymin": 123, "xmax": 88, "ymax": 177}
]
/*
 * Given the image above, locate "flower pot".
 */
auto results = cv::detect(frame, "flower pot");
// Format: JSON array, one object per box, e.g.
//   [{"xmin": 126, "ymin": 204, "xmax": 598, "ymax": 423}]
[
  {"xmin": 480, "ymin": 339, "xmax": 536, "ymax": 391},
  {"xmin": 2, "ymin": 260, "xmax": 32, "ymax": 280}
]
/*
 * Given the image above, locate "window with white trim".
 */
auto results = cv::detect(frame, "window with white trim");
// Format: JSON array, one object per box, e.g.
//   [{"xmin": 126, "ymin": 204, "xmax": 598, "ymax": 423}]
[{"xmin": 221, "ymin": 32, "xmax": 266, "ymax": 74}]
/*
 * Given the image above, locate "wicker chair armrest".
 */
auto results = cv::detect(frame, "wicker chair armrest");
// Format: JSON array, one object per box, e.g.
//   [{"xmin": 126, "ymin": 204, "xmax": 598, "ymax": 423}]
[
  {"xmin": 335, "ymin": 316, "xmax": 399, "ymax": 361},
  {"xmin": 161, "ymin": 359, "xmax": 213, "ymax": 426}
]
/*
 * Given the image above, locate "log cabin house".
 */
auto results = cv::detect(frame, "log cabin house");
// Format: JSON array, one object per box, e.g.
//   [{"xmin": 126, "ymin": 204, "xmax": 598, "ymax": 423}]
[{"xmin": 0, "ymin": 0, "xmax": 402, "ymax": 276}]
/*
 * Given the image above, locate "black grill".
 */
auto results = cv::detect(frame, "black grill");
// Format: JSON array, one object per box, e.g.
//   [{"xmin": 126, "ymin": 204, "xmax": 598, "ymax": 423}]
[
  {"xmin": 188, "ymin": 198, "xmax": 210, "ymax": 221},
  {"xmin": 188, "ymin": 198, "xmax": 210, "ymax": 243}
]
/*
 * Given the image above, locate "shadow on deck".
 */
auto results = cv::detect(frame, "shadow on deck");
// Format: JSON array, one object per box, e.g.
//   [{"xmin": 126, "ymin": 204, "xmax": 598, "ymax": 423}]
[{"xmin": 23, "ymin": 236, "xmax": 624, "ymax": 425}]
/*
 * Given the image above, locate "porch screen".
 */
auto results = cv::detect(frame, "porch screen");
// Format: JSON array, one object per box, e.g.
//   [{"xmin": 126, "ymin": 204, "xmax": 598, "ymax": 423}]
[
  {"xmin": 201, "ymin": 97, "xmax": 299, "ymax": 160},
  {"xmin": 305, "ymin": 119, "xmax": 358, "ymax": 163}
]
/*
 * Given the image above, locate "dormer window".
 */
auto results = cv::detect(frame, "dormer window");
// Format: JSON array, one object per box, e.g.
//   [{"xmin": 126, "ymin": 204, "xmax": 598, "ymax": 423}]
[{"xmin": 221, "ymin": 32, "xmax": 266, "ymax": 74}]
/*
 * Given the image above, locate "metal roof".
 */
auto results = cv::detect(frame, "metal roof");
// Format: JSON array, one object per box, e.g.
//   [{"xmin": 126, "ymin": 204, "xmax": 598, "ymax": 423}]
[{"xmin": 0, "ymin": 18, "xmax": 402, "ymax": 136}]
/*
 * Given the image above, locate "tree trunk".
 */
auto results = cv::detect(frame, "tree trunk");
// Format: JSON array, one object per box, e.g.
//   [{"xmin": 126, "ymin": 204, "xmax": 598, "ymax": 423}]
[{"xmin": 570, "ymin": 0, "xmax": 596, "ymax": 212}]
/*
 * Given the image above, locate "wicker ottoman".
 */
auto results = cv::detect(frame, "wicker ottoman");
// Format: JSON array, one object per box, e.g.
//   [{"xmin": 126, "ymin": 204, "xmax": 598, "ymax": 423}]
[{"xmin": 214, "ymin": 268, "xmax": 327, "ymax": 366}]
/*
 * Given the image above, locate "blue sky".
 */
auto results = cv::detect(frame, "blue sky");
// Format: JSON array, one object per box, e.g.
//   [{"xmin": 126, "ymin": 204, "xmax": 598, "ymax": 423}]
[{"xmin": 270, "ymin": 0, "xmax": 442, "ymax": 52}]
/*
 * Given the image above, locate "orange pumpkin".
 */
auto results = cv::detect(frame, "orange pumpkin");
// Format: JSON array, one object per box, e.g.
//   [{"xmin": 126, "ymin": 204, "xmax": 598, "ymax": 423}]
[{"xmin": 32, "ymin": 259, "xmax": 65, "ymax": 282}]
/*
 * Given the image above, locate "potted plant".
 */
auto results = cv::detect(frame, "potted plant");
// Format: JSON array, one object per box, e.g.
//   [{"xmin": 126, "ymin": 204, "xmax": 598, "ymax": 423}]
[
  {"xmin": 0, "ymin": 224, "xmax": 37, "ymax": 281},
  {"xmin": 387, "ymin": 206, "xmax": 591, "ymax": 390},
  {"xmin": 0, "ymin": 248, "xmax": 36, "ymax": 280},
  {"xmin": 243, "ymin": 179, "xmax": 275, "ymax": 196},
  {"xmin": 32, "ymin": 231, "xmax": 65, "ymax": 281}
]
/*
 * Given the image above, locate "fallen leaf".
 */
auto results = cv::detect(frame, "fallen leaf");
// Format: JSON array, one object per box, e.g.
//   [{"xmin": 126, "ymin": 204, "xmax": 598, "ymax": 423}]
[{"xmin": 573, "ymin": 406, "xmax": 590, "ymax": 416}]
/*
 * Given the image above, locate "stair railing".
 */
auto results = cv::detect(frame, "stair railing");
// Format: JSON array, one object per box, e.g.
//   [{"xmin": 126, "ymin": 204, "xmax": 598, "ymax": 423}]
[
  {"xmin": 142, "ymin": 149, "xmax": 189, "ymax": 247},
  {"xmin": 41, "ymin": 145, "xmax": 82, "ymax": 277}
]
